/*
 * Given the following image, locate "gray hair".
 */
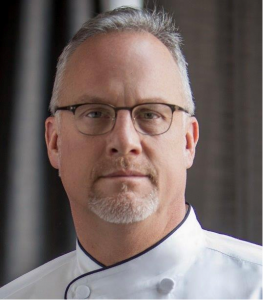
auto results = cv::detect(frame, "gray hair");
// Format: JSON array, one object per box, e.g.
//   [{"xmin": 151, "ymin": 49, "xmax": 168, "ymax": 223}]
[{"xmin": 49, "ymin": 6, "xmax": 195, "ymax": 115}]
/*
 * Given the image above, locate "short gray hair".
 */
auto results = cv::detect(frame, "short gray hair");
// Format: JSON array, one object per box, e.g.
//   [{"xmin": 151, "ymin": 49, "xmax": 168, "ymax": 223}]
[{"xmin": 49, "ymin": 6, "xmax": 195, "ymax": 115}]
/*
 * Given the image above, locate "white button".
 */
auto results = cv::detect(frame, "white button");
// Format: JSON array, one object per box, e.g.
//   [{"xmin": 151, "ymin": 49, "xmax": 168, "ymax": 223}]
[
  {"xmin": 158, "ymin": 278, "xmax": 175, "ymax": 294},
  {"xmin": 75, "ymin": 285, "xmax": 91, "ymax": 299}
]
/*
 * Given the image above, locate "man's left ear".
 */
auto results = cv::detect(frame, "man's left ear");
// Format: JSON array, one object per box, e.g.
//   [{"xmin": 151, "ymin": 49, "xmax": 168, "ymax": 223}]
[{"xmin": 184, "ymin": 116, "xmax": 199, "ymax": 169}]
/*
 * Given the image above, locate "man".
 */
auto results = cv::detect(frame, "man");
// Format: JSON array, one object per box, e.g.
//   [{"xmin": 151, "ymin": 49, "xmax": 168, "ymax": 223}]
[{"xmin": 0, "ymin": 6, "xmax": 261, "ymax": 299}]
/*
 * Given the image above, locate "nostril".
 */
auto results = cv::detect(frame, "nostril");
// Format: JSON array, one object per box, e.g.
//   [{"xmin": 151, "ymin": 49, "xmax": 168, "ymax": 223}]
[
  {"xmin": 131, "ymin": 149, "xmax": 138, "ymax": 154},
  {"xmin": 111, "ymin": 148, "xmax": 118, "ymax": 153}
]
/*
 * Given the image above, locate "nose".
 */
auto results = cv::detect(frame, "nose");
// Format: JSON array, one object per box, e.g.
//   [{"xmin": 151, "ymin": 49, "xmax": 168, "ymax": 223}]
[{"xmin": 105, "ymin": 110, "xmax": 142, "ymax": 157}]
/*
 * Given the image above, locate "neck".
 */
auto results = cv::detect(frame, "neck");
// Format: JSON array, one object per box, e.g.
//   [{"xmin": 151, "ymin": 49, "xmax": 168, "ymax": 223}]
[{"xmin": 71, "ymin": 201, "xmax": 187, "ymax": 266}]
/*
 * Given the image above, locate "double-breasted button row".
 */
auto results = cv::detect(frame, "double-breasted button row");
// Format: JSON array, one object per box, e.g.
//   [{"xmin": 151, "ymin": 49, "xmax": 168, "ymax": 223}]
[{"xmin": 73, "ymin": 278, "xmax": 175, "ymax": 298}]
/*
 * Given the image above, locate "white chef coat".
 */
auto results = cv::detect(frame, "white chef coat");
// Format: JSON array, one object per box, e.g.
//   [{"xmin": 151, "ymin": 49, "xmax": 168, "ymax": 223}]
[{"xmin": 0, "ymin": 205, "xmax": 262, "ymax": 299}]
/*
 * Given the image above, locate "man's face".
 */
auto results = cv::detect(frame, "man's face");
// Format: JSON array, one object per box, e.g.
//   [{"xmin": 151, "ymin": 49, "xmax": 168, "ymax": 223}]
[{"xmin": 45, "ymin": 32, "xmax": 198, "ymax": 224}]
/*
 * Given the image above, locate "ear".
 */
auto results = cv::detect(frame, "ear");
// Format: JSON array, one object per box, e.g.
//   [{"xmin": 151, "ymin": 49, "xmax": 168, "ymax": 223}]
[
  {"xmin": 45, "ymin": 116, "xmax": 60, "ymax": 169},
  {"xmin": 184, "ymin": 116, "xmax": 199, "ymax": 169}
]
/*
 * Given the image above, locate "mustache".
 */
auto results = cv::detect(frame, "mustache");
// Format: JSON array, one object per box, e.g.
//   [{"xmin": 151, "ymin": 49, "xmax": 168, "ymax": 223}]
[{"xmin": 90, "ymin": 157, "xmax": 158, "ymax": 186}]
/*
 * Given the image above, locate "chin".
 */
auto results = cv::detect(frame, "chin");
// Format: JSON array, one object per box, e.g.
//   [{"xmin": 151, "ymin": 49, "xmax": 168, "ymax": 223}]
[{"xmin": 87, "ymin": 188, "xmax": 159, "ymax": 224}]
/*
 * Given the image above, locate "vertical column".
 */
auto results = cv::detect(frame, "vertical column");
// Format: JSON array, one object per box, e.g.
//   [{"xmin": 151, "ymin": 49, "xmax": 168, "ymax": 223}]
[
  {"xmin": 5, "ymin": 0, "xmax": 51, "ymax": 282},
  {"xmin": 68, "ymin": 0, "xmax": 94, "ymax": 39},
  {"xmin": 233, "ymin": 0, "xmax": 262, "ymax": 244},
  {"xmin": 101, "ymin": 0, "xmax": 143, "ymax": 11}
]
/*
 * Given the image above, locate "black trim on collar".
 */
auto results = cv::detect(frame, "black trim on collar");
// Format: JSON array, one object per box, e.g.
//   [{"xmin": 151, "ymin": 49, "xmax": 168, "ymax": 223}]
[
  {"xmin": 65, "ymin": 203, "xmax": 191, "ymax": 299},
  {"xmin": 78, "ymin": 240, "xmax": 106, "ymax": 267}
]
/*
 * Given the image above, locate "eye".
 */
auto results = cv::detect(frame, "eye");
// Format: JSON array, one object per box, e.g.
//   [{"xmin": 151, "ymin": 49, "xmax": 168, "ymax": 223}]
[
  {"xmin": 86, "ymin": 111, "xmax": 103, "ymax": 118},
  {"xmin": 82, "ymin": 109, "xmax": 112, "ymax": 119},
  {"xmin": 143, "ymin": 112, "xmax": 159, "ymax": 119},
  {"xmin": 136, "ymin": 110, "xmax": 161, "ymax": 120}
]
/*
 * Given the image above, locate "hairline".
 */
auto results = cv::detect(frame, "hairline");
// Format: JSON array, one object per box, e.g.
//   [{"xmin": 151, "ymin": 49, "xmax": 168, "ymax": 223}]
[{"xmin": 50, "ymin": 8, "xmax": 195, "ymax": 116}]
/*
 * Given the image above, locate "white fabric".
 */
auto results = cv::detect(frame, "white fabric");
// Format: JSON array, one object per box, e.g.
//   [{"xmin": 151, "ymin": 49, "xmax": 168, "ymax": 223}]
[{"xmin": 0, "ymin": 206, "xmax": 262, "ymax": 299}]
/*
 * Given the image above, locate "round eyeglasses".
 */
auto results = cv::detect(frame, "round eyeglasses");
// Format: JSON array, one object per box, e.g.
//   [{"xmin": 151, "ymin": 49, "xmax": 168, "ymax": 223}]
[{"xmin": 54, "ymin": 102, "xmax": 190, "ymax": 136}]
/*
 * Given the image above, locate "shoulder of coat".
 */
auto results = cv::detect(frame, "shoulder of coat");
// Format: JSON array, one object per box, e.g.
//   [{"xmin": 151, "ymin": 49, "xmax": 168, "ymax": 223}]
[
  {"xmin": 0, "ymin": 250, "xmax": 76, "ymax": 298},
  {"xmin": 203, "ymin": 229, "xmax": 262, "ymax": 266}
]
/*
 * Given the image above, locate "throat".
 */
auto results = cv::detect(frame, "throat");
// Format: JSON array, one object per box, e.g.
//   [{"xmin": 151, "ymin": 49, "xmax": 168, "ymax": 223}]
[
  {"xmin": 74, "ymin": 201, "xmax": 188, "ymax": 267},
  {"xmin": 82, "ymin": 225, "xmax": 160, "ymax": 266}
]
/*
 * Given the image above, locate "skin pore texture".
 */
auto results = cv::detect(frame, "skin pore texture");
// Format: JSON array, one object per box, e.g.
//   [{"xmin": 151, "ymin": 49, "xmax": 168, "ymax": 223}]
[{"xmin": 45, "ymin": 31, "xmax": 199, "ymax": 266}]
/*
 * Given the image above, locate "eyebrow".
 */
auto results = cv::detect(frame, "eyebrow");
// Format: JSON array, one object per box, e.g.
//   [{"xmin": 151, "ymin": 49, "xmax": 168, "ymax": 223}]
[{"xmin": 75, "ymin": 95, "xmax": 170, "ymax": 105}]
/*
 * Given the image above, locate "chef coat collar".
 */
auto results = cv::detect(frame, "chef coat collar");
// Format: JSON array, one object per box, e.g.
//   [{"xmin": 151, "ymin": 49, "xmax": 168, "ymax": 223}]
[
  {"xmin": 66, "ymin": 204, "xmax": 205, "ymax": 298},
  {"xmin": 75, "ymin": 204, "xmax": 205, "ymax": 275},
  {"xmin": 76, "ymin": 241, "xmax": 104, "ymax": 274}
]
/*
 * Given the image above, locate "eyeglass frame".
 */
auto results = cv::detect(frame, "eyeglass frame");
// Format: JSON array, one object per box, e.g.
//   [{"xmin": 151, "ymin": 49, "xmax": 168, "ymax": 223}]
[{"xmin": 54, "ymin": 102, "xmax": 192, "ymax": 136}]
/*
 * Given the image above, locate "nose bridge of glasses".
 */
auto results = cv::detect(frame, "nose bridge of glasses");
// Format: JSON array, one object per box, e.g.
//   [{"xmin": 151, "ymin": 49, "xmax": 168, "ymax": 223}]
[
  {"xmin": 114, "ymin": 107, "xmax": 134, "ymax": 120},
  {"xmin": 112, "ymin": 107, "xmax": 137, "ymax": 135}
]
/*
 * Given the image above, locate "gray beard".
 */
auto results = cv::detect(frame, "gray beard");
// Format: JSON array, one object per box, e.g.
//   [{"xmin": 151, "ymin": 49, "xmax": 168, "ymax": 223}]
[{"xmin": 87, "ymin": 184, "xmax": 159, "ymax": 224}]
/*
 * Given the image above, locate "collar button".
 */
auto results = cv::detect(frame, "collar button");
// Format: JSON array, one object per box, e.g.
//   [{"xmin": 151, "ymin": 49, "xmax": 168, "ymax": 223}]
[
  {"xmin": 158, "ymin": 278, "xmax": 175, "ymax": 294},
  {"xmin": 74, "ymin": 285, "xmax": 91, "ymax": 299}
]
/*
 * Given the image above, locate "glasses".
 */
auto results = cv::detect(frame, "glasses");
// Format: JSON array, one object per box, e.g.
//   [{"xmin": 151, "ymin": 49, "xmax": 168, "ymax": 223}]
[{"xmin": 54, "ymin": 102, "xmax": 190, "ymax": 136}]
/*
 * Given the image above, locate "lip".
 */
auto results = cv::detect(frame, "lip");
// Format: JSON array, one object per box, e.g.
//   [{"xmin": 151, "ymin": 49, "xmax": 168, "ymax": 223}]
[{"xmin": 100, "ymin": 170, "xmax": 148, "ymax": 178}]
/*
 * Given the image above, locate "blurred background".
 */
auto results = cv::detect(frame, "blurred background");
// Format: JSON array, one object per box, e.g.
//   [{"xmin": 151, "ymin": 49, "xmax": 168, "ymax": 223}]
[{"xmin": 0, "ymin": 0, "xmax": 261, "ymax": 287}]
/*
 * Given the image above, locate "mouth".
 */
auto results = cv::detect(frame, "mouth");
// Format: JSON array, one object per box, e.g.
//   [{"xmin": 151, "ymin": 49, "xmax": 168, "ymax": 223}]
[{"xmin": 100, "ymin": 170, "xmax": 149, "ymax": 179}]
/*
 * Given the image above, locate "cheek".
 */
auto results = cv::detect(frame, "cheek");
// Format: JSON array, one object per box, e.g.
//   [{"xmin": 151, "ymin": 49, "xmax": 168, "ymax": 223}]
[
  {"xmin": 58, "ymin": 134, "xmax": 101, "ymax": 192},
  {"xmin": 148, "ymin": 133, "xmax": 186, "ymax": 186},
  {"xmin": 153, "ymin": 132, "xmax": 185, "ymax": 165}
]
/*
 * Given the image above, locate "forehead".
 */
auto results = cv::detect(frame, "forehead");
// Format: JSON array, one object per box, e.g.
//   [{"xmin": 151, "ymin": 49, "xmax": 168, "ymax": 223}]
[{"xmin": 60, "ymin": 31, "xmax": 185, "ymax": 107}]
